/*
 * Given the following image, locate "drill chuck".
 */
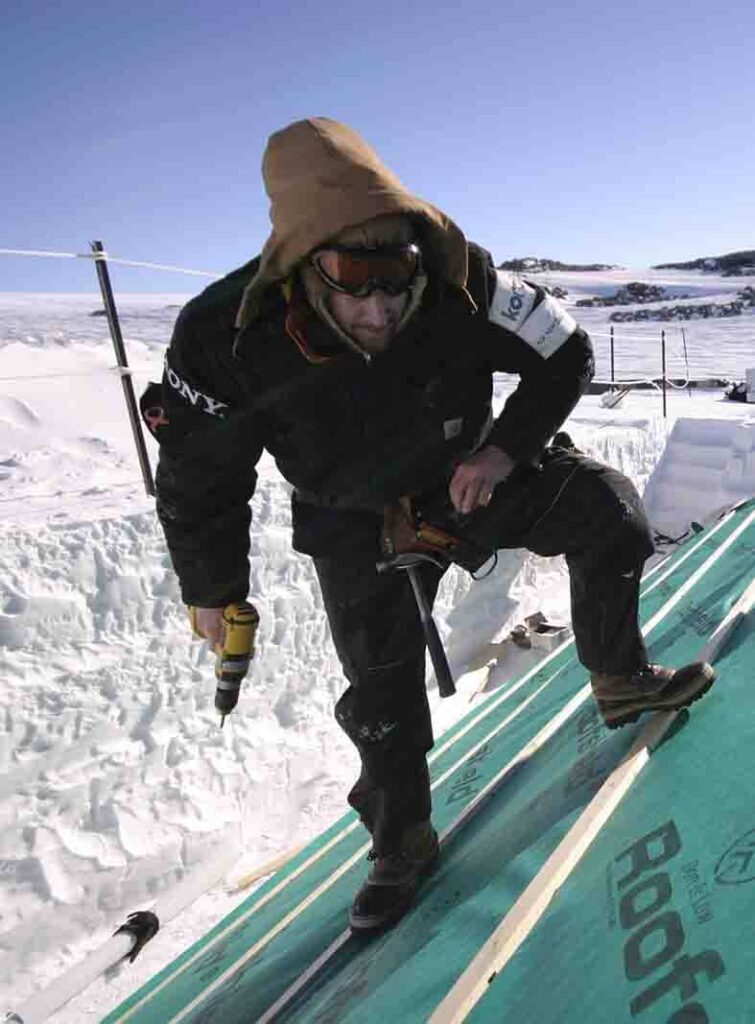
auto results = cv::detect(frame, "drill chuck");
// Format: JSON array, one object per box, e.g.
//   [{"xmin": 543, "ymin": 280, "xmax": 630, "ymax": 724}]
[{"xmin": 214, "ymin": 602, "xmax": 259, "ymax": 725}]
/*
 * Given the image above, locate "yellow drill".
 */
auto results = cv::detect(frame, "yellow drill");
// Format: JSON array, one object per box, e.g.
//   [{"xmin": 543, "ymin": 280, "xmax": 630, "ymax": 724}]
[
  {"xmin": 190, "ymin": 602, "xmax": 260, "ymax": 727},
  {"xmin": 215, "ymin": 602, "xmax": 259, "ymax": 727}
]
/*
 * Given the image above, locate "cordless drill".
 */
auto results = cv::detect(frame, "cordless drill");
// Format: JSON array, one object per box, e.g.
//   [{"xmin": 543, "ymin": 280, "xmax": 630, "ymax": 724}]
[
  {"xmin": 215, "ymin": 602, "xmax": 260, "ymax": 727},
  {"xmin": 191, "ymin": 602, "xmax": 260, "ymax": 727}
]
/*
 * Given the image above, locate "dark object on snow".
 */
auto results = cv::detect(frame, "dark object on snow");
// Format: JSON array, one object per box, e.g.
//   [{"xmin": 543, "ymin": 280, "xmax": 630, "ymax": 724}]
[
  {"xmin": 113, "ymin": 910, "xmax": 160, "ymax": 962},
  {"xmin": 725, "ymin": 381, "xmax": 749, "ymax": 403},
  {"xmin": 510, "ymin": 624, "xmax": 532, "ymax": 649}
]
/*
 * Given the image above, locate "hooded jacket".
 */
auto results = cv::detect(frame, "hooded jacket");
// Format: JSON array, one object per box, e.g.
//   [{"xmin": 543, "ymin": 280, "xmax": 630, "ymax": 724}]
[
  {"xmin": 146, "ymin": 118, "xmax": 594, "ymax": 606},
  {"xmin": 235, "ymin": 117, "xmax": 470, "ymax": 329}
]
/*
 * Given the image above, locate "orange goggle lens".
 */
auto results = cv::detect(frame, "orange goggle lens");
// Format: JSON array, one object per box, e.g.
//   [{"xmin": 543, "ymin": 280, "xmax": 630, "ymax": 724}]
[{"xmin": 311, "ymin": 244, "xmax": 421, "ymax": 297}]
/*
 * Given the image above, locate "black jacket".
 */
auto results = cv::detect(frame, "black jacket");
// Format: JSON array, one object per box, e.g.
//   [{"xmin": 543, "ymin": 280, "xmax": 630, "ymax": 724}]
[{"xmin": 143, "ymin": 243, "xmax": 594, "ymax": 606}]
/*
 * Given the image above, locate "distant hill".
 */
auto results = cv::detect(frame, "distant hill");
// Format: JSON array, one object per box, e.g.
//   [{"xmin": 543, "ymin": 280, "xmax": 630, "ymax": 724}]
[
  {"xmin": 497, "ymin": 257, "xmax": 621, "ymax": 273},
  {"xmin": 652, "ymin": 250, "xmax": 755, "ymax": 276}
]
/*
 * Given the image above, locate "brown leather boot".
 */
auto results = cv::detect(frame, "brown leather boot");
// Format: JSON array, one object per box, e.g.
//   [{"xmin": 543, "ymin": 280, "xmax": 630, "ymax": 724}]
[
  {"xmin": 591, "ymin": 662, "xmax": 716, "ymax": 729},
  {"xmin": 349, "ymin": 820, "xmax": 440, "ymax": 932}
]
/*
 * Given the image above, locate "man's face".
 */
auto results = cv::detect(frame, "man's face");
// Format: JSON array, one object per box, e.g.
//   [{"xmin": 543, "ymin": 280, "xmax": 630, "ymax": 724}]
[{"xmin": 327, "ymin": 289, "xmax": 409, "ymax": 354}]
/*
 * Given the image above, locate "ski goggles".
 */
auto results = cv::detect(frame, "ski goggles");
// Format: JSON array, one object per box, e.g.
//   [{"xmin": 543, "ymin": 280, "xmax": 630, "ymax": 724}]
[{"xmin": 309, "ymin": 243, "xmax": 422, "ymax": 298}]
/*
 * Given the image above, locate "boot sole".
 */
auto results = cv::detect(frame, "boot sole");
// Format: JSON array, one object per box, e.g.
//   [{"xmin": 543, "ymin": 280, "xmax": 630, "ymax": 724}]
[
  {"xmin": 600, "ymin": 666, "xmax": 716, "ymax": 730},
  {"xmin": 348, "ymin": 848, "xmax": 440, "ymax": 933}
]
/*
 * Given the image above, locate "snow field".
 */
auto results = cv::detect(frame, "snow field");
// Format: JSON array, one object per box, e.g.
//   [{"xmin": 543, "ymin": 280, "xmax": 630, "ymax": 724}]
[{"xmin": 643, "ymin": 418, "xmax": 755, "ymax": 533}]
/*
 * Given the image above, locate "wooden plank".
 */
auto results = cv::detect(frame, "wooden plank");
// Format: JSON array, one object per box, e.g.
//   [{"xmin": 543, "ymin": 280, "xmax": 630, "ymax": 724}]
[{"xmin": 226, "ymin": 846, "xmax": 303, "ymax": 894}]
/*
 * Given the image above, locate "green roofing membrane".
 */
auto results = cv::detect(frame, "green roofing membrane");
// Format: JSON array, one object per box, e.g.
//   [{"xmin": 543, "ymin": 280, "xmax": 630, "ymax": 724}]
[
  {"xmin": 103, "ymin": 501, "xmax": 753, "ymax": 1023},
  {"xmin": 469, "ymin": 604, "xmax": 754, "ymax": 1024}
]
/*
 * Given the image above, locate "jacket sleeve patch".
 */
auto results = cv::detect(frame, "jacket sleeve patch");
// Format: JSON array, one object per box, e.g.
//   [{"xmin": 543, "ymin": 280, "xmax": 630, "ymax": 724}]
[
  {"xmin": 489, "ymin": 271, "xmax": 577, "ymax": 359},
  {"xmin": 164, "ymin": 357, "xmax": 229, "ymax": 417},
  {"xmin": 489, "ymin": 271, "xmax": 537, "ymax": 332},
  {"xmin": 517, "ymin": 294, "xmax": 577, "ymax": 358}
]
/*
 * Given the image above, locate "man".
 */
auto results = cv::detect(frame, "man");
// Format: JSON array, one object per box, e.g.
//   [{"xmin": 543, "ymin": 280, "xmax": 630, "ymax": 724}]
[{"xmin": 143, "ymin": 117, "xmax": 715, "ymax": 932}]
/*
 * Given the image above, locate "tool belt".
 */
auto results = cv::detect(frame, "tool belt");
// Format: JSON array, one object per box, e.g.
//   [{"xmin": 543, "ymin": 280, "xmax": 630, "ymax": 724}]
[{"xmin": 381, "ymin": 495, "xmax": 494, "ymax": 575}]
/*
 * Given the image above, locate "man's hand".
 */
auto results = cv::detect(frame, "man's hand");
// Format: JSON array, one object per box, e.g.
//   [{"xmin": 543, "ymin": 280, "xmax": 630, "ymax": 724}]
[
  {"xmin": 190, "ymin": 607, "xmax": 225, "ymax": 650},
  {"xmin": 449, "ymin": 444, "xmax": 516, "ymax": 515}
]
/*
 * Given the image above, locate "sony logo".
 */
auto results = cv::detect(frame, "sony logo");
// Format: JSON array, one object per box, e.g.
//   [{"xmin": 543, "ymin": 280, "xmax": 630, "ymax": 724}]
[{"xmin": 164, "ymin": 359, "xmax": 229, "ymax": 417}]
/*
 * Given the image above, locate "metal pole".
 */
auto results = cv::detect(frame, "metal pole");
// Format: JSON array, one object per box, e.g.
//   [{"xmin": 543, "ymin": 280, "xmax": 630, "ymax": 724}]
[
  {"xmin": 610, "ymin": 325, "xmax": 615, "ymax": 391},
  {"xmin": 661, "ymin": 329, "xmax": 667, "ymax": 419},
  {"xmin": 681, "ymin": 327, "xmax": 692, "ymax": 397},
  {"xmin": 90, "ymin": 240, "xmax": 155, "ymax": 496}
]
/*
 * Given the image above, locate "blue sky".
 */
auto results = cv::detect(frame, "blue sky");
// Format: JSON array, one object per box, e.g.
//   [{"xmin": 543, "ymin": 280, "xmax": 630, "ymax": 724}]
[{"xmin": 1, "ymin": 0, "xmax": 753, "ymax": 291}]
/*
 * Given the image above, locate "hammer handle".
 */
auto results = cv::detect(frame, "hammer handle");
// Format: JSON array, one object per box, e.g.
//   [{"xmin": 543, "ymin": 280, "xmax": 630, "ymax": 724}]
[{"xmin": 406, "ymin": 565, "xmax": 456, "ymax": 698}]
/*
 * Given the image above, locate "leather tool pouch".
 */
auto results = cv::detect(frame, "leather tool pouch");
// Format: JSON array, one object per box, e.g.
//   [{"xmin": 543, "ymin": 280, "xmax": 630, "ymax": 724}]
[{"xmin": 381, "ymin": 494, "xmax": 494, "ymax": 576}]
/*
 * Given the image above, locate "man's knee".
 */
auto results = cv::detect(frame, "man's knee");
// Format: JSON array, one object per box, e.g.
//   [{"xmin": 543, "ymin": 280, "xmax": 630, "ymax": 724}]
[
  {"xmin": 604, "ymin": 470, "xmax": 653, "ymax": 558},
  {"xmin": 335, "ymin": 663, "xmax": 433, "ymax": 753},
  {"xmin": 578, "ymin": 464, "xmax": 654, "ymax": 569}
]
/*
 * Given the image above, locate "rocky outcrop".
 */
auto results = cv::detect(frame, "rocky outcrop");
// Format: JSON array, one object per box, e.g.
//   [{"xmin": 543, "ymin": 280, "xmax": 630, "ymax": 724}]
[
  {"xmin": 576, "ymin": 282, "xmax": 680, "ymax": 307},
  {"xmin": 543, "ymin": 285, "xmax": 569, "ymax": 299},
  {"xmin": 609, "ymin": 287, "xmax": 755, "ymax": 322},
  {"xmin": 497, "ymin": 257, "xmax": 620, "ymax": 273}
]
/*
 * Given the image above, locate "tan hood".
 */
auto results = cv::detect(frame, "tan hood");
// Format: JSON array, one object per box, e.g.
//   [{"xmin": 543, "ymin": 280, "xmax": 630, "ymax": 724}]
[{"xmin": 236, "ymin": 117, "xmax": 469, "ymax": 329}]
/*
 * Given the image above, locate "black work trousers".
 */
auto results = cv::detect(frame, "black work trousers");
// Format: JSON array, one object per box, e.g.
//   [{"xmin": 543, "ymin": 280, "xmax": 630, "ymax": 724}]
[{"xmin": 311, "ymin": 449, "xmax": 654, "ymax": 856}]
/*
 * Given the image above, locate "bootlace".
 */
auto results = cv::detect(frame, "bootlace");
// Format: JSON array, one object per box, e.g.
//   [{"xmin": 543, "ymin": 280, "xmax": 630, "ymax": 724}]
[{"xmin": 637, "ymin": 663, "xmax": 663, "ymax": 680}]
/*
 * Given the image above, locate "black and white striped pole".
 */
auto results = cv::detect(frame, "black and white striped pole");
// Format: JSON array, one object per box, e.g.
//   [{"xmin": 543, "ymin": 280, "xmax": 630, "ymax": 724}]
[{"xmin": 90, "ymin": 240, "xmax": 155, "ymax": 496}]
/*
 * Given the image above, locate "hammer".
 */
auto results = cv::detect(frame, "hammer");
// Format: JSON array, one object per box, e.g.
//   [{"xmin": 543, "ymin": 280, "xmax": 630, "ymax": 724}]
[{"xmin": 376, "ymin": 551, "xmax": 456, "ymax": 697}]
